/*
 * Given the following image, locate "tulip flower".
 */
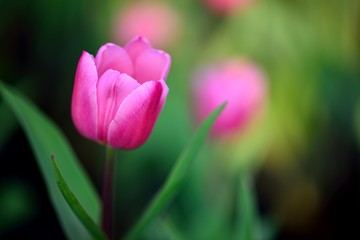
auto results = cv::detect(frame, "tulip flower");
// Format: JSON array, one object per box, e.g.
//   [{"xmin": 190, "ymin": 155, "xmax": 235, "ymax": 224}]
[
  {"xmin": 112, "ymin": 2, "xmax": 181, "ymax": 48},
  {"xmin": 203, "ymin": 0, "xmax": 255, "ymax": 15},
  {"xmin": 193, "ymin": 58, "xmax": 266, "ymax": 137},
  {"xmin": 71, "ymin": 36, "xmax": 171, "ymax": 149}
]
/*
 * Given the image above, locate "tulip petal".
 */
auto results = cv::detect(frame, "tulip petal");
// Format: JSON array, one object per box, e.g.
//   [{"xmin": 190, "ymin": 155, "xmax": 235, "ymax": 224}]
[
  {"xmin": 71, "ymin": 51, "xmax": 99, "ymax": 141},
  {"xmin": 133, "ymin": 49, "xmax": 171, "ymax": 84},
  {"xmin": 96, "ymin": 70, "xmax": 140, "ymax": 143},
  {"xmin": 108, "ymin": 80, "xmax": 168, "ymax": 149},
  {"xmin": 95, "ymin": 43, "xmax": 133, "ymax": 77},
  {"xmin": 125, "ymin": 36, "xmax": 152, "ymax": 63}
]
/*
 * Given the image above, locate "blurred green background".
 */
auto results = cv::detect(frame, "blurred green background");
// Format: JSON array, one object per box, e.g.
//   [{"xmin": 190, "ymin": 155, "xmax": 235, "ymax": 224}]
[{"xmin": 0, "ymin": 0, "xmax": 359, "ymax": 239}]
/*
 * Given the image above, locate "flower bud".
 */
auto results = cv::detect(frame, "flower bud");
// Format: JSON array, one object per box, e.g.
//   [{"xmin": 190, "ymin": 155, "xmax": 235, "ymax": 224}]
[
  {"xmin": 72, "ymin": 36, "xmax": 171, "ymax": 149},
  {"xmin": 193, "ymin": 58, "xmax": 266, "ymax": 137}
]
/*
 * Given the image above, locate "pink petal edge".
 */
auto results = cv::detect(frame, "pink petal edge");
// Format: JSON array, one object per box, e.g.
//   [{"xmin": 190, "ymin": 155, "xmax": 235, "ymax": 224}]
[
  {"xmin": 107, "ymin": 80, "xmax": 168, "ymax": 149},
  {"xmin": 96, "ymin": 70, "xmax": 140, "ymax": 142},
  {"xmin": 95, "ymin": 43, "xmax": 133, "ymax": 77},
  {"xmin": 134, "ymin": 49, "xmax": 171, "ymax": 84},
  {"xmin": 124, "ymin": 36, "xmax": 153, "ymax": 62},
  {"xmin": 71, "ymin": 51, "xmax": 99, "ymax": 141}
]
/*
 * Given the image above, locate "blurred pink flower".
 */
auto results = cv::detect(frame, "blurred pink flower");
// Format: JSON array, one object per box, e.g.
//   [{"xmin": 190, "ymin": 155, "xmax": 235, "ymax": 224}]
[
  {"xmin": 71, "ymin": 36, "xmax": 171, "ymax": 149},
  {"xmin": 112, "ymin": 2, "xmax": 181, "ymax": 48},
  {"xmin": 203, "ymin": 0, "xmax": 254, "ymax": 15},
  {"xmin": 193, "ymin": 59, "xmax": 266, "ymax": 137}
]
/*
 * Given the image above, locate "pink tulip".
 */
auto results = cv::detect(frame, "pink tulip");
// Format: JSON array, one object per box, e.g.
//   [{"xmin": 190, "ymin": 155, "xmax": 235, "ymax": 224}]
[
  {"xmin": 203, "ymin": 0, "xmax": 254, "ymax": 15},
  {"xmin": 112, "ymin": 2, "xmax": 181, "ymax": 48},
  {"xmin": 71, "ymin": 36, "xmax": 171, "ymax": 149},
  {"xmin": 193, "ymin": 59, "xmax": 266, "ymax": 137}
]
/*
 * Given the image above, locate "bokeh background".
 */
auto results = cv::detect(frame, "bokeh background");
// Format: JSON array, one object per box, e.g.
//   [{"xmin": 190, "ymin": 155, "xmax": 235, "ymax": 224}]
[{"xmin": 0, "ymin": 0, "xmax": 359, "ymax": 239}]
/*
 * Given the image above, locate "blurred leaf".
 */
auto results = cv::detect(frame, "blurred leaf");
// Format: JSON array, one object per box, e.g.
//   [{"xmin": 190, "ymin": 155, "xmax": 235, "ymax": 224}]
[
  {"xmin": 234, "ymin": 172, "xmax": 258, "ymax": 240},
  {"xmin": 51, "ymin": 156, "xmax": 106, "ymax": 240},
  {"xmin": 235, "ymin": 175, "xmax": 279, "ymax": 240},
  {"xmin": 235, "ymin": 174, "xmax": 257, "ymax": 240},
  {"xmin": 142, "ymin": 216, "xmax": 184, "ymax": 240},
  {"xmin": 0, "ymin": 79, "xmax": 39, "ymax": 151},
  {"xmin": 0, "ymin": 82, "xmax": 100, "ymax": 240},
  {"xmin": 124, "ymin": 103, "xmax": 226, "ymax": 240},
  {"xmin": 158, "ymin": 217, "xmax": 184, "ymax": 240}
]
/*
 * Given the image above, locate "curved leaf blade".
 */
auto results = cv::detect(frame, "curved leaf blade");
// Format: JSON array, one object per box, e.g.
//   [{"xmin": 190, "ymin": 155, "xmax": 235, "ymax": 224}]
[
  {"xmin": 0, "ymin": 82, "xmax": 100, "ymax": 239},
  {"xmin": 51, "ymin": 156, "xmax": 106, "ymax": 240},
  {"xmin": 124, "ymin": 103, "xmax": 226, "ymax": 240},
  {"xmin": 237, "ymin": 174, "xmax": 256, "ymax": 240}
]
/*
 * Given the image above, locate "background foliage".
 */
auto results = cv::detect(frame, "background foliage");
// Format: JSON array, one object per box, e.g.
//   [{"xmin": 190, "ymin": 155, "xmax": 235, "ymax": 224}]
[{"xmin": 0, "ymin": 0, "xmax": 359, "ymax": 239}]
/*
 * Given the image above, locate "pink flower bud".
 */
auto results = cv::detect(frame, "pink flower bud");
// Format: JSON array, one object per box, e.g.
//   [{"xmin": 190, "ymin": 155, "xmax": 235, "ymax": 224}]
[
  {"xmin": 112, "ymin": 2, "xmax": 181, "ymax": 48},
  {"xmin": 71, "ymin": 36, "xmax": 171, "ymax": 149},
  {"xmin": 203, "ymin": 0, "xmax": 254, "ymax": 15},
  {"xmin": 193, "ymin": 59, "xmax": 267, "ymax": 137}
]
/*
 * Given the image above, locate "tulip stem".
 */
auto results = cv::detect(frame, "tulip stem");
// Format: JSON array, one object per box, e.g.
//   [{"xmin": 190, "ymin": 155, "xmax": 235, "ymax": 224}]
[{"xmin": 101, "ymin": 146, "xmax": 116, "ymax": 239}]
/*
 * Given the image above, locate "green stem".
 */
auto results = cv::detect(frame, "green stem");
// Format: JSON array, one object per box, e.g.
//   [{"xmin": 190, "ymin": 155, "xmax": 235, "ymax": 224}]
[{"xmin": 101, "ymin": 146, "xmax": 116, "ymax": 239}]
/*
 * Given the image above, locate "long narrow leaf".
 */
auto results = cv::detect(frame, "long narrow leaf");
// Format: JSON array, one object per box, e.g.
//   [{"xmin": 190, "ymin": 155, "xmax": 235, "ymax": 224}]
[
  {"xmin": 51, "ymin": 156, "xmax": 106, "ymax": 240},
  {"xmin": 236, "ymin": 173, "xmax": 257, "ymax": 240},
  {"xmin": 0, "ymin": 82, "xmax": 100, "ymax": 239},
  {"xmin": 124, "ymin": 103, "xmax": 226, "ymax": 240}
]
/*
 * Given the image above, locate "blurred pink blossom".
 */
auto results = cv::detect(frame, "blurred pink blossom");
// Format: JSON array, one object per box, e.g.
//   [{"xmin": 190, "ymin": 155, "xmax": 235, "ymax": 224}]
[
  {"xmin": 112, "ymin": 2, "xmax": 181, "ymax": 48},
  {"xmin": 193, "ymin": 58, "xmax": 267, "ymax": 137},
  {"xmin": 72, "ymin": 36, "xmax": 171, "ymax": 149},
  {"xmin": 203, "ymin": 0, "xmax": 254, "ymax": 15}
]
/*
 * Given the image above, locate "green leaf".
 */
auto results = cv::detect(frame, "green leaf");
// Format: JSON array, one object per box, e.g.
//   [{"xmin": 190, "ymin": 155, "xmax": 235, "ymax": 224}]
[
  {"xmin": 0, "ymin": 79, "xmax": 38, "ymax": 151},
  {"xmin": 236, "ymin": 173, "xmax": 257, "ymax": 240},
  {"xmin": 124, "ymin": 103, "xmax": 226, "ymax": 240},
  {"xmin": 0, "ymin": 82, "xmax": 100, "ymax": 239},
  {"xmin": 51, "ymin": 156, "xmax": 106, "ymax": 240}
]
